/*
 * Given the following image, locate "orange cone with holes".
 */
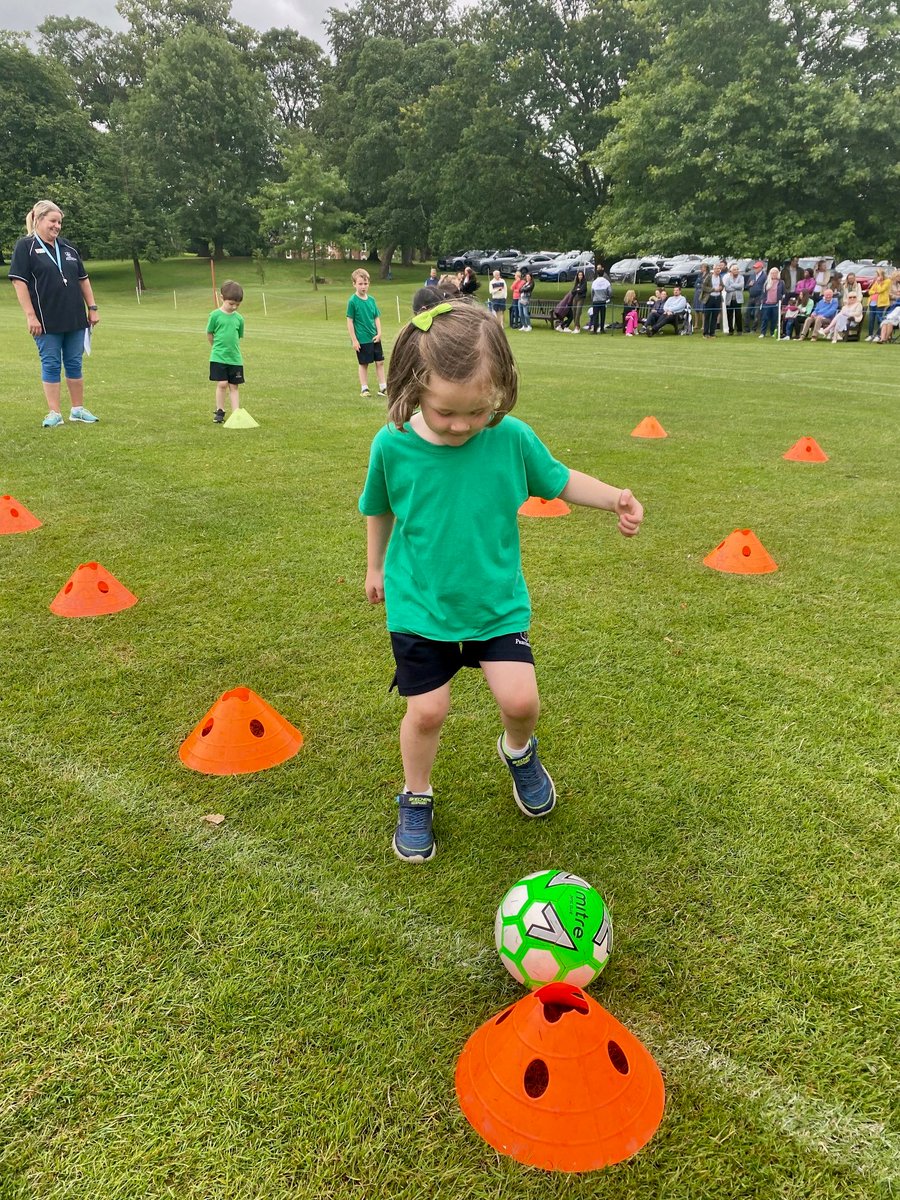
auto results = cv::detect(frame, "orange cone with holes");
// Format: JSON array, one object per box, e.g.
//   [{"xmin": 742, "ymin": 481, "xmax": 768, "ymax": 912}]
[
  {"xmin": 0, "ymin": 494, "xmax": 42, "ymax": 535},
  {"xmin": 518, "ymin": 496, "xmax": 571, "ymax": 517},
  {"xmin": 783, "ymin": 436, "xmax": 828, "ymax": 462},
  {"xmin": 703, "ymin": 529, "xmax": 778, "ymax": 575},
  {"xmin": 50, "ymin": 561, "xmax": 139, "ymax": 616},
  {"xmin": 179, "ymin": 686, "xmax": 303, "ymax": 775},
  {"xmin": 630, "ymin": 416, "xmax": 668, "ymax": 439},
  {"xmin": 456, "ymin": 982, "xmax": 665, "ymax": 1172}
]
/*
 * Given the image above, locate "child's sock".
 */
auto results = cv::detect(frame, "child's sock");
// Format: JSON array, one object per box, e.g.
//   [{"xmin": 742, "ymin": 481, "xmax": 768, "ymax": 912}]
[
  {"xmin": 502, "ymin": 734, "xmax": 530, "ymax": 758},
  {"xmin": 403, "ymin": 784, "xmax": 433, "ymax": 797}
]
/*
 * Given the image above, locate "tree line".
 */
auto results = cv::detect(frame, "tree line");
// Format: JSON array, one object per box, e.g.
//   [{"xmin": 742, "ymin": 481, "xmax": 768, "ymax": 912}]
[{"xmin": 2, "ymin": 0, "xmax": 897, "ymax": 282}]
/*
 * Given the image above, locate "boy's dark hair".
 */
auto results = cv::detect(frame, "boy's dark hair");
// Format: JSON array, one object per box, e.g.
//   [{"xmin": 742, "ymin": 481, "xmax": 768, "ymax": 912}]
[
  {"xmin": 386, "ymin": 300, "xmax": 518, "ymax": 431},
  {"xmin": 220, "ymin": 280, "xmax": 243, "ymax": 302}
]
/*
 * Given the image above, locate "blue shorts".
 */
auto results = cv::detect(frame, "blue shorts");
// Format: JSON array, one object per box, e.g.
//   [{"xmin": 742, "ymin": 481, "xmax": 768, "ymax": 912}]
[
  {"xmin": 34, "ymin": 330, "xmax": 84, "ymax": 383},
  {"xmin": 389, "ymin": 631, "xmax": 535, "ymax": 696}
]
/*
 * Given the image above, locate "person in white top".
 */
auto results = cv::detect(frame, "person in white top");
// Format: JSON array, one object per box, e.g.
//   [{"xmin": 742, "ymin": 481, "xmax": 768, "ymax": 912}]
[{"xmin": 489, "ymin": 270, "xmax": 507, "ymax": 325}]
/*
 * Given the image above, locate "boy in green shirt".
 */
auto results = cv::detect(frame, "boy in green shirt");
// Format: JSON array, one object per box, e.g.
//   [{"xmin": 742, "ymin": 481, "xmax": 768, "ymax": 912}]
[
  {"xmin": 346, "ymin": 268, "xmax": 387, "ymax": 397},
  {"xmin": 206, "ymin": 280, "xmax": 245, "ymax": 424}
]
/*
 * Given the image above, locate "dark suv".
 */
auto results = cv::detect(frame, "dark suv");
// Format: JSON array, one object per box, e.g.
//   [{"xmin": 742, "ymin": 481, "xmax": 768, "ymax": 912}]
[
  {"xmin": 477, "ymin": 249, "xmax": 523, "ymax": 274},
  {"xmin": 436, "ymin": 249, "xmax": 487, "ymax": 271}
]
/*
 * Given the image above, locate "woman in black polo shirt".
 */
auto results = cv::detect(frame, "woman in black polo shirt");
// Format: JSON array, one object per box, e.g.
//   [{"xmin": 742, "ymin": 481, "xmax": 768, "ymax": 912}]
[{"xmin": 9, "ymin": 200, "xmax": 101, "ymax": 428}]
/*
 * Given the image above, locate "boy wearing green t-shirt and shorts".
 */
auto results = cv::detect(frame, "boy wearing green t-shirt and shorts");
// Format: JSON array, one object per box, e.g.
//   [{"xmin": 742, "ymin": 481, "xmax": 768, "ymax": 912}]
[
  {"xmin": 206, "ymin": 280, "xmax": 244, "ymax": 424},
  {"xmin": 346, "ymin": 269, "xmax": 387, "ymax": 397},
  {"xmin": 359, "ymin": 301, "xmax": 645, "ymax": 864}
]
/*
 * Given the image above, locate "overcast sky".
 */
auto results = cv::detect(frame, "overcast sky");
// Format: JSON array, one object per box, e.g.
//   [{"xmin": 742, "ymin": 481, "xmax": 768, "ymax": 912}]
[{"xmin": 0, "ymin": 0, "xmax": 338, "ymax": 45}]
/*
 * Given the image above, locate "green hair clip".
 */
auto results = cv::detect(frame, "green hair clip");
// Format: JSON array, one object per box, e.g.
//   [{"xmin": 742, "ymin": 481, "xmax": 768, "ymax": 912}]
[{"xmin": 410, "ymin": 302, "xmax": 453, "ymax": 331}]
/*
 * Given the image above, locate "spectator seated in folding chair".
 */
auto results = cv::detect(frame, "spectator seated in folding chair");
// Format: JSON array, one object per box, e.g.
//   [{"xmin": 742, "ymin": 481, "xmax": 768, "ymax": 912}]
[
  {"xmin": 644, "ymin": 286, "xmax": 692, "ymax": 335},
  {"xmin": 821, "ymin": 274, "xmax": 864, "ymax": 343},
  {"xmin": 639, "ymin": 289, "xmax": 667, "ymax": 333}
]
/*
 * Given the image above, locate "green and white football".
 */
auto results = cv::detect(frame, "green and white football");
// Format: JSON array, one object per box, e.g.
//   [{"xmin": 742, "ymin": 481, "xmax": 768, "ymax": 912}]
[{"xmin": 494, "ymin": 870, "xmax": 613, "ymax": 989}]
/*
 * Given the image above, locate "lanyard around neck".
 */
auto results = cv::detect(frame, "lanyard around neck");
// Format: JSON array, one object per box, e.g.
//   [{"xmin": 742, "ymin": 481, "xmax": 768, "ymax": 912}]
[{"xmin": 34, "ymin": 234, "xmax": 67, "ymax": 283}]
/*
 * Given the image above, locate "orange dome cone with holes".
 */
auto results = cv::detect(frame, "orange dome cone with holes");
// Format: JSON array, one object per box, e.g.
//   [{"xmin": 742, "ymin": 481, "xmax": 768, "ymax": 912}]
[
  {"xmin": 518, "ymin": 496, "xmax": 571, "ymax": 517},
  {"xmin": 456, "ymin": 982, "xmax": 665, "ymax": 1173},
  {"xmin": 630, "ymin": 416, "xmax": 668, "ymax": 439},
  {"xmin": 703, "ymin": 529, "xmax": 778, "ymax": 575},
  {"xmin": 179, "ymin": 687, "xmax": 303, "ymax": 775},
  {"xmin": 0, "ymin": 494, "xmax": 42, "ymax": 535},
  {"xmin": 783, "ymin": 436, "xmax": 828, "ymax": 462},
  {"xmin": 50, "ymin": 561, "xmax": 139, "ymax": 616}
]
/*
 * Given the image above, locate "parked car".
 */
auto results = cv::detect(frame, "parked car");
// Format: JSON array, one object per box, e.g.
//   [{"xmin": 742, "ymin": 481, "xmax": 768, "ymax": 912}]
[
  {"xmin": 538, "ymin": 251, "xmax": 596, "ymax": 282},
  {"xmin": 653, "ymin": 257, "xmax": 709, "ymax": 287},
  {"xmin": 833, "ymin": 259, "xmax": 895, "ymax": 290},
  {"xmin": 504, "ymin": 251, "xmax": 561, "ymax": 277},
  {"xmin": 477, "ymin": 249, "xmax": 523, "ymax": 274},
  {"xmin": 436, "ymin": 249, "xmax": 488, "ymax": 271},
  {"xmin": 609, "ymin": 256, "xmax": 665, "ymax": 283}
]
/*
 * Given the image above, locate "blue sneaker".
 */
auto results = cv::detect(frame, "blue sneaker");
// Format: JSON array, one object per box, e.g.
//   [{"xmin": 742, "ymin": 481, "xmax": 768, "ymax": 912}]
[
  {"xmin": 393, "ymin": 793, "xmax": 436, "ymax": 863},
  {"xmin": 497, "ymin": 735, "xmax": 557, "ymax": 817},
  {"xmin": 69, "ymin": 407, "xmax": 99, "ymax": 423},
  {"xmin": 42, "ymin": 411, "xmax": 65, "ymax": 428}
]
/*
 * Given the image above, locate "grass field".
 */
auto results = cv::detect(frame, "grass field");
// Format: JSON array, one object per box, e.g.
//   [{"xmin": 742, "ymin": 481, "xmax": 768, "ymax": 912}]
[{"xmin": 1, "ymin": 257, "xmax": 898, "ymax": 1200}]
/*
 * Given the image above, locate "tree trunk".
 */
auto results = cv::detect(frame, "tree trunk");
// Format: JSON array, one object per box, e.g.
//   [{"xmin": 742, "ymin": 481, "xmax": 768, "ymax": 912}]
[
  {"xmin": 401, "ymin": 245, "xmax": 414, "ymax": 266},
  {"xmin": 379, "ymin": 244, "xmax": 396, "ymax": 279},
  {"xmin": 132, "ymin": 256, "xmax": 145, "ymax": 293},
  {"xmin": 213, "ymin": 238, "xmax": 224, "ymax": 259},
  {"xmin": 368, "ymin": 247, "xmax": 380, "ymax": 263}
]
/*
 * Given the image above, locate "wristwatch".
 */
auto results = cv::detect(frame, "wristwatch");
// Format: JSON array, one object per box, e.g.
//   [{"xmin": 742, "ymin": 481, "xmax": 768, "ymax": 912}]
[{"xmin": 88, "ymin": 305, "xmax": 99, "ymax": 311}]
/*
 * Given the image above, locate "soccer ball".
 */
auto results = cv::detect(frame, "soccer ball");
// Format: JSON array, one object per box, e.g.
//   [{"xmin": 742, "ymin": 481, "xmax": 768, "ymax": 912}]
[{"xmin": 494, "ymin": 870, "xmax": 612, "ymax": 990}]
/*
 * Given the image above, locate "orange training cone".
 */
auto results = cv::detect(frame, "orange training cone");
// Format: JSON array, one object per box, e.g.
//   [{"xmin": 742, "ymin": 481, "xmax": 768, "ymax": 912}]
[
  {"xmin": 179, "ymin": 686, "xmax": 304, "ymax": 775},
  {"xmin": 518, "ymin": 496, "xmax": 571, "ymax": 517},
  {"xmin": 0, "ymin": 494, "xmax": 42, "ymax": 535},
  {"xmin": 631, "ymin": 416, "xmax": 668, "ymax": 439},
  {"xmin": 703, "ymin": 529, "xmax": 778, "ymax": 575},
  {"xmin": 50, "ymin": 561, "xmax": 139, "ymax": 616},
  {"xmin": 456, "ymin": 982, "xmax": 665, "ymax": 1173},
  {"xmin": 783, "ymin": 436, "xmax": 828, "ymax": 462}
]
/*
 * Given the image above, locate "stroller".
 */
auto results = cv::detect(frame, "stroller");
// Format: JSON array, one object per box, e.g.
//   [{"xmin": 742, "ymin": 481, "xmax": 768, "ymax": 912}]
[{"xmin": 554, "ymin": 290, "xmax": 574, "ymax": 330}]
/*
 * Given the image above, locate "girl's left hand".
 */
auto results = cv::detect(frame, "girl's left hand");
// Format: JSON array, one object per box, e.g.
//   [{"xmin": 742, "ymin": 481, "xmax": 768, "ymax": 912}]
[{"xmin": 615, "ymin": 489, "xmax": 644, "ymax": 537}]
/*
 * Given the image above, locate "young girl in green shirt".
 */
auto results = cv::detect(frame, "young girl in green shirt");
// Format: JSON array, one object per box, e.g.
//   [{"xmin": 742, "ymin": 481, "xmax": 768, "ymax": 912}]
[{"xmin": 359, "ymin": 301, "xmax": 644, "ymax": 863}]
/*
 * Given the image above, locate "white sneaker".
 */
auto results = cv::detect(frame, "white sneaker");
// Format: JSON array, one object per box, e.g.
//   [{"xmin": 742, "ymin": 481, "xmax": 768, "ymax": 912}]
[
  {"xmin": 758, "ymin": 334, "xmax": 764, "ymax": 339},
  {"xmin": 572, "ymin": 328, "xmax": 580, "ymax": 334}
]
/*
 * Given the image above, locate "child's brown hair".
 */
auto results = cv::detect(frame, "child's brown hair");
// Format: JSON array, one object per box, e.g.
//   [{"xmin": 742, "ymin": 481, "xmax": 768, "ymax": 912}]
[
  {"xmin": 220, "ymin": 280, "xmax": 243, "ymax": 302},
  {"xmin": 386, "ymin": 301, "xmax": 518, "ymax": 431}
]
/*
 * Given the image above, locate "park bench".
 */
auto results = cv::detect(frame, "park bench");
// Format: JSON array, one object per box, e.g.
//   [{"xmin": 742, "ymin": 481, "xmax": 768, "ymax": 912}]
[{"xmin": 526, "ymin": 299, "xmax": 560, "ymax": 325}]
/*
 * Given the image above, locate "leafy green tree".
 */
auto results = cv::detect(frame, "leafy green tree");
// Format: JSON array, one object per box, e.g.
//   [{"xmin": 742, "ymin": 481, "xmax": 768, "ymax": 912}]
[
  {"xmin": 253, "ymin": 29, "xmax": 328, "ymax": 129},
  {"xmin": 37, "ymin": 17, "xmax": 127, "ymax": 124},
  {"xmin": 255, "ymin": 138, "xmax": 351, "ymax": 287},
  {"xmin": 474, "ymin": 0, "xmax": 652, "ymax": 231},
  {"xmin": 125, "ymin": 25, "xmax": 276, "ymax": 256},
  {"xmin": 114, "ymin": 0, "xmax": 255, "ymax": 89},
  {"xmin": 317, "ymin": 34, "xmax": 459, "ymax": 273},
  {"xmin": 0, "ymin": 44, "xmax": 96, "ymax": 257},
  {"xmin": 590, "ymin": 0, "xmax": 899, "ymax": 260},
  {"xmin": 79, "ymin": 125, "xmax": 179, "ymax": 289}
]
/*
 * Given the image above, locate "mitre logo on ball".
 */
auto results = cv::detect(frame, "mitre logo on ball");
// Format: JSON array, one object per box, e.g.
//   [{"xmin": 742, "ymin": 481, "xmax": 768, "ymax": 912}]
[{"xmin": 494, "ymin": 870, "xmax": 613, "ymax": 990}]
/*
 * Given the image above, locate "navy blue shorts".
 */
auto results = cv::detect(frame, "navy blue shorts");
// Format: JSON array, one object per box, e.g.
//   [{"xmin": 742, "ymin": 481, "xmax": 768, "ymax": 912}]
[
  {"xmin": 356, "ymin": 341, "xmax": 384, "ymax": 365},
  {"xmin": 209, "ymin": 361, "xmax": 244, "ymax": 384},
  {"xmin": 389, "ymin": 631, "xmax": 535, "ymax": 696}
]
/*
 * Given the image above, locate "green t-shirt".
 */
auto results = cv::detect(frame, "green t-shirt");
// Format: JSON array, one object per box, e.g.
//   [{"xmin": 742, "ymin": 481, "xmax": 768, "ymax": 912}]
[
  {"xmin": 346, "ymin": 293, "xmax": 380, "ymax": 343},
  {"xmin": 207, "ymin": 309, "xmax": 244, "ymax": 365},
  {"xmin": 359, "ymin": 416, "xmax": 570, "ymax": 641}
]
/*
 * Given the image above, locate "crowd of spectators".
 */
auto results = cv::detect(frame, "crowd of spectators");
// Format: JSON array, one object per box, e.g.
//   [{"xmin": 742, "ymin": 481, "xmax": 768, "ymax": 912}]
[{"xmin": 422, "ymin": 260, "xmax": 900, "ymax": 344}]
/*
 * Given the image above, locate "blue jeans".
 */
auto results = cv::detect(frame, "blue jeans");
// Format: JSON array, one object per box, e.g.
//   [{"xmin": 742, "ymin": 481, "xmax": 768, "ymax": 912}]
[
  {"xmin": 509, "ymin": 300, "xmax": 521, "ymax": 328},
  {"xmin": 518, "ymin": 298, "xmax": 531, "ymax": 328},
  {"xmin": 760, "ymin": 304, "xmax": 780, "ymax": 337},
  {"xmin": 867, "ymin": 307, "xmax": 884, "ymax": 336},
  {"xmin": 34, "ymin": 330, "xmax": 84, "ymax": 383}
]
